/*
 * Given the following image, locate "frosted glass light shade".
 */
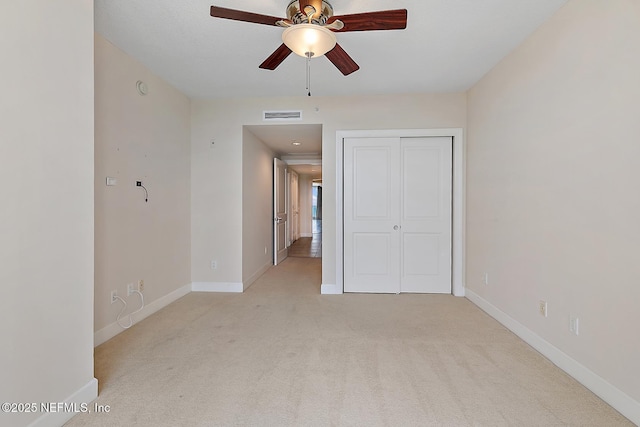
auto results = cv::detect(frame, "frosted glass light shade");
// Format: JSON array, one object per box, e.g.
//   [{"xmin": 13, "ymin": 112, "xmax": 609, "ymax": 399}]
[{"xmin": 282, "ymin": 23, "xmax": 337, "ymax": 58}]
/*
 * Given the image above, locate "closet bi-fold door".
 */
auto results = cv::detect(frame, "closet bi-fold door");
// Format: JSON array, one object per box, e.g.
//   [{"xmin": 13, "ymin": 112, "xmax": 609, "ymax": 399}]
[
  {"xmin": 400, "ymin": 137, "xmax": 452, "ymax": 293},
  {"xmin": 343, "ymin": 136, "xmax": 452, "ymax": 294},
  {"xmin": 344, "ymin": 137, "xmax": 401, "ymax": 293}
]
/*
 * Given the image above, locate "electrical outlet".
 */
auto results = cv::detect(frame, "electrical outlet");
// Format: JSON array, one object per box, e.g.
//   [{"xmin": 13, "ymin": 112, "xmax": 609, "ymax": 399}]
[
  {"xmin": 569, "ymin": 316, "xmax": 580, "ymax": 335},
  {"xmin": 211, "ymin": 260, "xmax": 217, "ymax": 270},
  {"xmin": 264, "ymin": 246, "xmax": 268, "ymax": 255},
  {"xmin": 138, "ymin": 279, "xmax": 144, "ymax": 292},
  {"xmin": 136, "ymin": 181, "xmax": 142, "ymax": 187},
  {"xmin": 539, "ymin": 300, "xmax": 548, "ymax": 317},
  {"xmin": 111, "ymin": 290, "xmax": 118, "ymax": 304},
  {"xmin": 483, "ymin": 273, "xmax": 489, "ymax": 285},
  {"xmin": 127, "ymin": 283, "xmax": 135, "ymax": 295}
]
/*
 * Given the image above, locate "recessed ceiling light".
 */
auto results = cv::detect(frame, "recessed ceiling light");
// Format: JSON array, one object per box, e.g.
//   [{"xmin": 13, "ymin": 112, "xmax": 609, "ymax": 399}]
[{"xmin": 292, "ymin": 141, "xmax": 302, "ymax": 146}]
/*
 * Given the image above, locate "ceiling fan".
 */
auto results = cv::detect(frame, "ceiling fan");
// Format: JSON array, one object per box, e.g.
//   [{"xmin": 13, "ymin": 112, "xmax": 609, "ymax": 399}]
[{"xmin": 210, "ymin": 1, "xmax": 408, "ymax": 76}]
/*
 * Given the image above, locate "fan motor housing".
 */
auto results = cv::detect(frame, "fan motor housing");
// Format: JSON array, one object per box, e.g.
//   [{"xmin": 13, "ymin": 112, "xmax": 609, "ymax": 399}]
[{"xmin": 286, "ymin": 1, "xmax": 334, "ymax": 25}]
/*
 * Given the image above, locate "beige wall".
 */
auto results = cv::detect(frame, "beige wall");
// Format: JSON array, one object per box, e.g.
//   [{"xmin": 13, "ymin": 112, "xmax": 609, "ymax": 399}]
[
  {"xmin": 94, "ymin": 35, "xmax": 191, "ymax": 334},
  {"xmin": 242, "ymin": 128, "xmax": 275, "ymax": 286},
  {"xmin": 5, "ymin": 1, "xmax": 637, "ymax": 425},
  {"xmin": 466, "ymin": 0, "xmax": 640, "ymax": 410},
  {"xmin": 192, "ymin": 93, "xmax": 466, "ymax": 287},
  {"xmin": 0, "ymin": 1, "xmax": 96, "ymax": 426}
]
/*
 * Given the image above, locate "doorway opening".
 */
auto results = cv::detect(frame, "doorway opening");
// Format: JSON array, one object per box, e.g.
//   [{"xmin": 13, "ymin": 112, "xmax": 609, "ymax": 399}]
[
  {"xmin": 312, "ymin": 181, "xmax": 322, "ymax": 235},
  {"xmin": 242, "ymin": 124, "xmax": 322, "ymax": 288},
  {"xmin": 289, "ymin": 181, "xmax": 322, "ymax": 258}
]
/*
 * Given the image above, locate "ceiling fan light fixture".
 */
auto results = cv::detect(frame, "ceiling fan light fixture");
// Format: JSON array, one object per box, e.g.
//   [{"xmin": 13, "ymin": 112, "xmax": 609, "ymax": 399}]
[{"xmin": 282, "ymin": 23, "xmax": 336, "ymax": 58}]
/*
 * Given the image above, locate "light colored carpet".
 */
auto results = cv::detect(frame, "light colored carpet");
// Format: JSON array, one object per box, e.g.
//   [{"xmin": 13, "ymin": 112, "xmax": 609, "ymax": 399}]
[{"xmin": 67, "ymin": 257, "xmax": 632, "ymax": 426}]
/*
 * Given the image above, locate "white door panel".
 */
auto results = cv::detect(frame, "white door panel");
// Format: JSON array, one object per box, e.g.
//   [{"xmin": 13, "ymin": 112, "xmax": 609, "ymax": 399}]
[
  {"xmin": 402, "ymin": 233, "xmax": 440, "ymax": 276},
  {"xmin": 401, "ymin": 232, "xmax": 446, "ymax": 293},
  {"xmin": 350, "ymin": 232, "xmax": 400, "ymax": 293},
  {"xmin": 274, "ymin": 158, "xmax": 288, "ymax": 265},
  {"xmin": 353, "ymin": 147, "xmax": 397, "ymax": 219},
  {"xmin": 354, "ymin": 233, "xmax": 391, "ymax": 275},
  {"xmin": 344, "ymin": 138, "xmax": 400, "ymax": 293},
  {"xmin": 400, "ymin": 138, "xmax": 452, "ymax": 293},
  {"xmin": 402, "ymin": 145, "xmax": 442, "ymax": 219}
]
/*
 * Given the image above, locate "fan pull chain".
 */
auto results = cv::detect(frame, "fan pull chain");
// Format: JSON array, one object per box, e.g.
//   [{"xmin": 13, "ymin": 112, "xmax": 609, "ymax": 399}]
[{"xmin": 306, "ymin": 52, "xmax": 312, "ymax": 97}]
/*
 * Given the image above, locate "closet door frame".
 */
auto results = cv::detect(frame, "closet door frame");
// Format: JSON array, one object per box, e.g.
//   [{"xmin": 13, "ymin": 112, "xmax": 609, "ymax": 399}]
[{"xmin": 333, "ymin": 128, "xmax": 465, "ymax": 296}]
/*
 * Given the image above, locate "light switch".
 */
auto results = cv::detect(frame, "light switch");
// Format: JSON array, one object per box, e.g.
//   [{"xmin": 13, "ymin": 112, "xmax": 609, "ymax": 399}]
[{"xmin": 106, "ymin": 177, "xmax": 117, "ymax": 186}]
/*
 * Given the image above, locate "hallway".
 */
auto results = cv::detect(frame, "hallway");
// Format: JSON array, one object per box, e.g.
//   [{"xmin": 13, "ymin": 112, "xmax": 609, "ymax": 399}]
[{"xmin": 288, "ymin": 219, "xmax": 322, "ymax": 258}]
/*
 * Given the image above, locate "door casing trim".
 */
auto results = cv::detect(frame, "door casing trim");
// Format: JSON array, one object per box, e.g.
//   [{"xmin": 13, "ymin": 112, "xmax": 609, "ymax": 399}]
[{"xmin": 335, "ymin": 128, "xmax": 465, "ymax": 296}]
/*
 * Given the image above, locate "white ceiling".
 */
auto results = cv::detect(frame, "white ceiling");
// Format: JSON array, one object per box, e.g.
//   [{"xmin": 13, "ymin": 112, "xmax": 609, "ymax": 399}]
[
  {"xmin": 95, "ymin": 0, "xmax": 568, "ymax": 100},
  {"xmin": 95, "ymin": 0, "xmax": 567, "ymax": 178},
  {"xmin": 245, "ymin": 124, "xmax": 323, "ymax": 177},
  {"xmin": 245, "ymin": 124, "xmax": 322, "ymax": 156}
]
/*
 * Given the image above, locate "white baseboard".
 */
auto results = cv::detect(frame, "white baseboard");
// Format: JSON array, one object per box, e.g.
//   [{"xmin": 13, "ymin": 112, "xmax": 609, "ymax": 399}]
[
  {"xmin": 301, "ymin": 233, "xmax": 313, "ymax": 238},
  {"xmin": 466, "ymin": 289, "xmax": 640, "ymax": 426},
  {"xmin": 243, "ymin": 262, "xmax": 272, "ymax": 291},
  {"xmin": 321, "ymin": 283, "xmax": 342, "ymax": 294},
  {"xmin": 28, "ymin": 378, "xmax": 98, "ymax": 427},
  {"xmin": 191, "ymin": 281, "xmax": 244, "ymax": 293},
  {"xmin": 94, "ymin": 280, "xmax": 245, "ymax": 347},
  {"xmin": 94, "ymin": 284, "xmax": 191, "ymax": 347}
]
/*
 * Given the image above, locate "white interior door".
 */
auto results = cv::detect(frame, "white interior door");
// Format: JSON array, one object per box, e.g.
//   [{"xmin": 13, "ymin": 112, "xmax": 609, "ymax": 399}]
[
  {"xmin": 343, "ymin": 137, "xmax": 452, "ymax": 293},
  {"xmin": 344, "ymin": 138, "xmax": 401, "ymax": 293},
  {"xmin": 274, "ymin": 158, "xmax": 288, "ymax": 265},
  {"xmin": 400, "ymin": 137, "xmax": 452, "ymax": 293}
]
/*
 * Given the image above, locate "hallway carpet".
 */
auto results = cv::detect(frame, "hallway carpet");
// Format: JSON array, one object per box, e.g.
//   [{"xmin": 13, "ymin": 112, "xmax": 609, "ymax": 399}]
[{"xmin": 67, "ymin": 258, "xmax": 632, "ymax": 426}]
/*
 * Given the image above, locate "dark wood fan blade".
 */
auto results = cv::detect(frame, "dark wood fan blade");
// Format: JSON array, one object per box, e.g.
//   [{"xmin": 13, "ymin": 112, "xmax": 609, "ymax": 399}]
[
  {"xmin": 327, "ymin": 9, "xmax": 407, "ymax": 32},
  {"xmin": 325, "ymin": 43, "xmax": 359, "ymax": 76},
  {"xmin": 210, "ymin": 6, "xmax": 285, "ymax": 27},
  {"xmin": 259, "ymin": 44, "xmax": 293, "ymax": 70}
]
